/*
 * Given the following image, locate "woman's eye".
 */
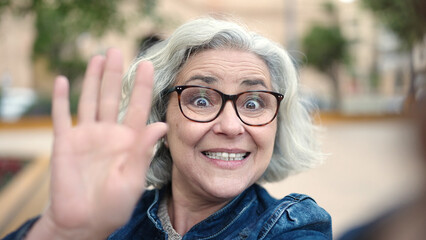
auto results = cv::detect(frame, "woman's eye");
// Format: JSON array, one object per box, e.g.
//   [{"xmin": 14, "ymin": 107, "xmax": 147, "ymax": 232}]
[
  {"xmin": 244, "ymin": 99, "xmax": 263, "ymax": 110},
  {"xmin": 192, "ymin": 97, "xmax": 211, "ymax": 107}
]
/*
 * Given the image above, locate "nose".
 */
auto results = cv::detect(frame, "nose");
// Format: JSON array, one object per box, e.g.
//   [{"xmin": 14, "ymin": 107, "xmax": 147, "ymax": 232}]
[{"xmin": 212, "ymin": 101, "xmax": 245, "ymax": 136}]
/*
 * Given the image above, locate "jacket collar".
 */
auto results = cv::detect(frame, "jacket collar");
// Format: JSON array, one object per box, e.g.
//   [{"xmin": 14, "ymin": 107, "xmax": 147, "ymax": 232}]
[{"xmin": 147, "ymin": 184, "xmax": 258, "ymax": 239}]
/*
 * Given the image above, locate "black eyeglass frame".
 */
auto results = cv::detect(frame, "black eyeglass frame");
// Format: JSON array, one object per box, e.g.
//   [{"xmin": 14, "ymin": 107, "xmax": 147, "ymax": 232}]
[{"xmin": 166, "ymin": 85, "xmax": 284, "ymax": 126}]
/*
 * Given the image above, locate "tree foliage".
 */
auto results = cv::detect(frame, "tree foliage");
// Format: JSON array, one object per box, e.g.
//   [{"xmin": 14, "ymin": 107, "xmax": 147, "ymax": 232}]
[
  {"xmin": 301, "ymin": 2, "xmax": 350, "ymax": 110},
  {"xmin": 0, "ymin": 0, "xmax": 159, "ymax": 83},
  {"xmin": 302, "ymin": 25, "xmax": 348, "ymax": 73},
  {"xmin": 361, "ymin": 0, "xmax": 426, "ymax": 107},
  {"xmin": 361, "ymin": 0, "xmax": 426, "ymax": 48}
]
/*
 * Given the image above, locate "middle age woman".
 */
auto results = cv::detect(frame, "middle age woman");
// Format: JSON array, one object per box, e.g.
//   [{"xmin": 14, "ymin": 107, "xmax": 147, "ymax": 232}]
[{"xmin": 6, "ymin": 17, "xmax": 332, "ymax": 240}]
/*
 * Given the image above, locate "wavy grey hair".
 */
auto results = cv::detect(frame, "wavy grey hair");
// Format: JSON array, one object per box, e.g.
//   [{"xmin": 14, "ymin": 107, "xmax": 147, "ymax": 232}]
[{"xmin": 119, "ymin": 17, "xmax": 323, "ymax": 188}]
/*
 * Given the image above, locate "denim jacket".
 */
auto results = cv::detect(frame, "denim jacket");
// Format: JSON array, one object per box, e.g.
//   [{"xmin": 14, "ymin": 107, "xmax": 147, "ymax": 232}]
[{"xmin": 3, "ymin": 184, "xmax": 331, "ymax": 240}]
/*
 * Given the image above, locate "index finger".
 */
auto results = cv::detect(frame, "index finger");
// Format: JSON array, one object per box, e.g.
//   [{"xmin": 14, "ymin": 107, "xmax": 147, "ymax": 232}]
[{"xmin": 123, "ymin": 61, "xmax": 155, "ymax": 130}]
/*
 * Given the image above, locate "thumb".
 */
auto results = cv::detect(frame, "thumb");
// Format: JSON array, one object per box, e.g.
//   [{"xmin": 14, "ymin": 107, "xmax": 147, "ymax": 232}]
[
  {"xmin": 141, "ymin": 122, "xmax": 169, "ymax": 150},
  {"xmin": 124, "ymin": 122, "xmax": 168, "ymax": 191},
  {"xmin": 130, "ymin": 122, "xmax": 168, "ymax": 172}
]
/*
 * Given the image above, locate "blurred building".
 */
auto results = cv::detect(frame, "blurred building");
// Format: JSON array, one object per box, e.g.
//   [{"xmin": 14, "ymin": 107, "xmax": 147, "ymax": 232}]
[
  {"xmin": 413, "ymin": 36, "xmax": 426, "ymax": 100},
  {"xmin": 0, "ymin": 0, "xmax": 419, "ymax": 116}
]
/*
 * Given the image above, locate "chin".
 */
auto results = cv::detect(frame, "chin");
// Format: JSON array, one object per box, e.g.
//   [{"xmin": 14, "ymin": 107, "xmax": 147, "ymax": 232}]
[{"xmin": 203, "ymin": 177, "xmax": 255, "ymax": 200}]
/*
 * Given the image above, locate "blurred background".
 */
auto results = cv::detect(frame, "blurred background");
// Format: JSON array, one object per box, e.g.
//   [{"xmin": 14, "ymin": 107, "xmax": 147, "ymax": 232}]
[{"xmin": 0, "ymin": 0, "xmax": 425, "ymax": 238}]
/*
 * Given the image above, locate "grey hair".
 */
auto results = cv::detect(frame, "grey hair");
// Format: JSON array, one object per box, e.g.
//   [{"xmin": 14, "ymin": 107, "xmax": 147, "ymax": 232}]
[{"xmin": 119, "ymin": 17, "xmax": 323, "ymax": 188}]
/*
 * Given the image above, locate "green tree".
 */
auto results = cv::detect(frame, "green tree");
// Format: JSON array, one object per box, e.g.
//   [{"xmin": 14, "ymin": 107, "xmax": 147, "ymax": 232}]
[
  {"xmin": 361, "ymin": 0, "xmax": 426, "ymax": 107},
  {"xmin": 361, "ymin": 0, "xmax": 425, "ymax": 48},
  {"xmin": 0, "ymin": 0, "xmax": 160, "ymax": 86},
  {"xmin": 302, "ymin": 2, "xmax": 349, "ymax": 110}
]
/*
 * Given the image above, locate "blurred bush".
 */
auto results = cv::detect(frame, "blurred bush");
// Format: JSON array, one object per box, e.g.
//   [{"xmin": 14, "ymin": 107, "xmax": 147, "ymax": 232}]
[
  {"xmin": 24, "ymin": 93, "xmax": 79, "ymax": 116},
  {"xmin": 0, "ymin": 0, "xmax": 161, "ymax": 89}
]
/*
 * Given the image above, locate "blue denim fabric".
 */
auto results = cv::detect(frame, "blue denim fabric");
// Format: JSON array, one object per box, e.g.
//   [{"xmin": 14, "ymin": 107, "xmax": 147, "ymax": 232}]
[
  {"xmin": 108, "ymin": 184, "xmax": 331, "ymax": 240},
  {"xmin": 3, "ymin": 184, "xmax": 332, "ymax": 240}
]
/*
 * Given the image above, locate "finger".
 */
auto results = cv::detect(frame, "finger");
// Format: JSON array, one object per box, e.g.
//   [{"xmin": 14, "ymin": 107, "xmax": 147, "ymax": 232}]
[
  {"xmin": 52, "ymin": 76, "xmax": 72, "ymax": 136},
  {"xmin": 125, "ymin": 122, "xmax": 168, "ymax": 182},
  {"xmin": 78, "ymin": 55, "xmax": 106, "ymax": 123},
  {"xmin": 123, "ymin": 61, "xmax": 154, "ymax": 130},
  {"xmin": 99, "ymin": 48, "xmax": 123, "ymax": 122},
  {"xmin": 141, "ymin": 122, "xmax": 169, "ymax": 152},
  {"xmin": 139, "ymin": 123, "xmax": 168, "ymax": 168}
]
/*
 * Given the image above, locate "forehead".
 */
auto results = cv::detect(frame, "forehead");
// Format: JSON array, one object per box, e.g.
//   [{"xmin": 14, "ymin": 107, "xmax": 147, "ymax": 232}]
[{"xmin": 175, "ymin": 49, "xmax": 272, "ymax": 89}]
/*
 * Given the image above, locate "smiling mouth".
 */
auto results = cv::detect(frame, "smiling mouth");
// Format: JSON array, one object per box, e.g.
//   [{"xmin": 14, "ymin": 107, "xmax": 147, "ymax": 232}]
[{"xmin": 202, "ymin": 151, "xmax": 250, "ymax": 161}]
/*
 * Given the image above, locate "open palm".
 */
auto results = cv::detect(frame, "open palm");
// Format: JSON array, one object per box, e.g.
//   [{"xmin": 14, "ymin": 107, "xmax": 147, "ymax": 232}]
[{"xmin": 33, "ymin": 49, "xmax": 167, "ymax": 239}]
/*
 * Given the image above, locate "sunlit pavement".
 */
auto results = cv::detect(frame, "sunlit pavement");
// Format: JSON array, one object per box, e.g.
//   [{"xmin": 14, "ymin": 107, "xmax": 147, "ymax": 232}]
[
  {"xmin": 0, "ymin": 117, "xmax": 424, "ymax": 238},
  {"xmin": 265, "ymin": 118, "xmax": 424, "ymax": 237}
]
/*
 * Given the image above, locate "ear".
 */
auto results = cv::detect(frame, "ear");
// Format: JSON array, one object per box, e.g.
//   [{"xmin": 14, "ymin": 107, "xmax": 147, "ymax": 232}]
[{"xmin": 163, "ymin": 136, "xmax": 169, "ymax": 148}]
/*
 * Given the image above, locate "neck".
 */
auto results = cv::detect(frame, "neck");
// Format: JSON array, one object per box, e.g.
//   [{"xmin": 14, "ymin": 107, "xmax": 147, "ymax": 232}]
[{"xmin": 167, "ymin": 182, "xmax": 230, "ymax": 236}]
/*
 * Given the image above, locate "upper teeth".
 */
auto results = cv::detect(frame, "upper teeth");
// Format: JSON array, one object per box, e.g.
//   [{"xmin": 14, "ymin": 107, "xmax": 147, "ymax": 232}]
[{"xmin": 204, "ymin": 152, "xmax": 246, "ymax": 161}]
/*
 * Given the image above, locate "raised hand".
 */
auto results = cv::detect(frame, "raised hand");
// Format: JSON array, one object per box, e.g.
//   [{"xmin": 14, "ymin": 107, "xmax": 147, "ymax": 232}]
[{"xmin": 28, "ymin": 49, "xmax": 167, "ymax": 240}]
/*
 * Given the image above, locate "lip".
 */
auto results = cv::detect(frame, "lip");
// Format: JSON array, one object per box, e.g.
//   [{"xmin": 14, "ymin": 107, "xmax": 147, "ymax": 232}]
[{"xmin": 201, "ymin": 148, "xmax": 250, "ymax": 169}]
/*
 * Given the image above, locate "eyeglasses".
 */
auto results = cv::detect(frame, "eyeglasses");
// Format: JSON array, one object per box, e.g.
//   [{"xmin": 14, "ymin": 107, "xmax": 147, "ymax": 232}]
[{"xmin": 166, "ymin": 85, "xmax": 284, "ymax": 126}]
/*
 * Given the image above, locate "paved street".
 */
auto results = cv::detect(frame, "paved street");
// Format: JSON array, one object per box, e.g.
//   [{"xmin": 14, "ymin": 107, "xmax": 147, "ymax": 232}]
[
  {"xmin": 0, "ymin": 118, "xmax": 424, "ymax": 238},
  {"xmin": 265, "ymin": 118, "xmax": 424, "ymax": 237}
]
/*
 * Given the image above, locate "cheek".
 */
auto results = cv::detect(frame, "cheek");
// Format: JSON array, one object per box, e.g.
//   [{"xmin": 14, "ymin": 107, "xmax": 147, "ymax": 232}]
[
  {"xmin": 167, "ymin": 121, "xmax": 191, "ymax": 147},
  {"xmin": 166, "ymin": 106, "xmax": 208, "ymax": 153},
  {"xmin": 252, "ymin": 122, "xmax": 277, "ymax": 154}
]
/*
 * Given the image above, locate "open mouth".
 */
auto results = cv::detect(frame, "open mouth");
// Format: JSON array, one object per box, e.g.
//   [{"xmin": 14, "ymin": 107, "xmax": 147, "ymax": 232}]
[{"xmin": 202, "ymin": 151, "xmax": 250, "ymax": 161}]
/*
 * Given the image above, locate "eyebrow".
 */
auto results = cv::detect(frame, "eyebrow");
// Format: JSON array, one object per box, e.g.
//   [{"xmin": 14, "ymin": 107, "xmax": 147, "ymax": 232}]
[
  {"xmin": 240, "ymin": 79, "xmax": 267, "ymax": 88},
  {"xmin": 185, "ymin": 75, "xmax": 267, "ymax": 88},
  {"xmin": 185, "ymin": 75, "xmax": 217, "ymax": 84}
]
